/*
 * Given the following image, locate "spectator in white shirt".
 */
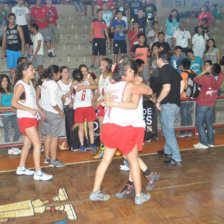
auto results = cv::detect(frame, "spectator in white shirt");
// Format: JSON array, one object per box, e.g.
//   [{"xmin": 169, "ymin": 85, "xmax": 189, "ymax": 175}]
[
  {"xmin": 147, "ymin": 21, "xmax": 159, "ymax": 49},
  {"xmin": 12, "ymin": 0, "xmax": 32, "ymax": 57},
  {"xmin": 192, "ymin": 25, "xmax": 209, "ymax": 58},
  {"xmin": 172, "ymin": 21, "xmax": 191, "ymax": 54},
  {"xmin": 30, "ymin": 23, "xmax": 44, "ymax": 76}
]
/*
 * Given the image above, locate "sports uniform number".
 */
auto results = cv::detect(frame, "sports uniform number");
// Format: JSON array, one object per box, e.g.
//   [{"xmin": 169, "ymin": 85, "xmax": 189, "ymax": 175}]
[{"xmin": 81, "ymin": 90, "xmax": 86, "ymax": 101}]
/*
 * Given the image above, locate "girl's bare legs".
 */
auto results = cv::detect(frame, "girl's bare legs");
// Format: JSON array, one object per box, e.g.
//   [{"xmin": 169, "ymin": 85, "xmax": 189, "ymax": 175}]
[
  {"xmin": 78, "ymin": 123, "xmax": 84, "ymax": 146},
  {"xmin": 88, "ymin": 121, "xmax": 94, "ymax": 144}
]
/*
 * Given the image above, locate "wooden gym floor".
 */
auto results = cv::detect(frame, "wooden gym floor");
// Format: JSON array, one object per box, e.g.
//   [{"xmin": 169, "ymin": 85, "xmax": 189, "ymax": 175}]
[{"xmin": 0, "ymin": 131, "xmax": 224, "ymax": 223}]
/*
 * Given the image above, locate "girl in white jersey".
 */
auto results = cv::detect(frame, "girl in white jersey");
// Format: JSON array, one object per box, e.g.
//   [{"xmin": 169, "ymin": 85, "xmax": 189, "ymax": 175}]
[
  {"xmin": 89, "ymin": 62, "xmax": 153, "ymax": 205},
  {"xmin": 11, "ymin": 62, "xmax": 53, "ymax": 181},
  {"xmin": 72, "ymin": 69, "xmax": 97, "ymax": 153}
]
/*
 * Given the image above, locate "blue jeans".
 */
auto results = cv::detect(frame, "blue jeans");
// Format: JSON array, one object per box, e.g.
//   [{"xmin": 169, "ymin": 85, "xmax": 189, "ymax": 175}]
[
  {"xmin": 2, "ymin": 114, "xmax": 20, "ymax": 143},
  {"xmin": 74, "ymin": 1, "xmax": 83, "ymax": 13},
  {"xmin": 196, "ymin": 105, "xmax": 214, "ymax": 145},
  {"xmin": 160, "ymin": 104, "xmax": 181, "ymax": 162},
  {"xmin": 180, "ymin": 101, "xmax": 193, "ymax": 134}
]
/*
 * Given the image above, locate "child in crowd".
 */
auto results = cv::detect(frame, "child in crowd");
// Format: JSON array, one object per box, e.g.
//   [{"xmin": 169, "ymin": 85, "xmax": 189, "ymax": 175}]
[
  {"xmin": 12, "ymin": 62, "xmax": 53, "ymax": 181},
  {"xmin": 0, "ymin": 74, "xmax": 21, "ymax": 155},
  {"xmin": 187, "ymin": 49, "xmax": 204, "ymax": 75},
  {"xmin": 170, "ymin": 46, "xmax": 184, "ymax": 74},
  {"xmin": 57, "ymin": 66, "xmax": 73, "ymax": 150},
  {"xmin": 212, "ymin": 4, "xmax": 223, "ymax": 19},
  {"xmin": 72, "ymin": 69, "xmax": 97, "ymax": 153}
]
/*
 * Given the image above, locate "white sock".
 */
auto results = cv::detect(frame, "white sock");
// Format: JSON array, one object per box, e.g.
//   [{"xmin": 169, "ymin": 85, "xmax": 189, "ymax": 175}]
[
  {"xmin": 136, "ymin": 194, "xmax": 141, "ymax": 197},
  {"xmin": 19, "ymin": 166, "xmax": 25, "ymax": 170},
  {"xmin": 35, "ymin": 169, "xmax": 42, "ymax": 174}
]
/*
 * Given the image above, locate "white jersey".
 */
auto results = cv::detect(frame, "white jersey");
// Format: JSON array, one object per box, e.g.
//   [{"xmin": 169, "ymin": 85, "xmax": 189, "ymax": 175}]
[
  {"xmin": 57, "ymin": 80, "xmax": 72, "ymax": 106},
  {"xmin": 104, "ymin": 81, "xmax": 145, "ymax": 128},
  {"xmin": 98, "ymin": 74, "xmax": 110, "ymax": 105},
  {"xmin": 73, "ymin": 80, "xmax": 93, "ymax": 109},
  {"xmin": 15, "ymin": 80, "xmax": 38, "ymax": 119}
]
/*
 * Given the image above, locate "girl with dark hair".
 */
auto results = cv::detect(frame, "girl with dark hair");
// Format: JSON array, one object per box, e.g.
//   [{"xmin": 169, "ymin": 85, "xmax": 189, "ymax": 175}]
[
  {"xmin": 89, "ymin": 61, "xmax": 153, "ymax": 205},
  {"xmin": 11, "ymin": 62, "xmax": 53, "ymax": 181},
  {"xmin": 198, "ymin": 5, "xmax": 214, "ymax": 28},
  {"xmin": 192, "ymin": 25, "xmax": 209, "ymax": 58},
  {"xmin": 41, "ymin": 65, "xmax": 66, "ymax": 167},
  {"xmin": 0, "ymin": 74, "xmax": 21, "ymax": 155},
  {"xmin": 72, "ymin": 69, "xmax": 97, "ymax": 153},
  {"xmin": 164, "ymin": 9, "xmax": 180, "ymax": 47},
  {"xmin": 204, "ymin": 38, "xmax": 220, "ymax": 64}
]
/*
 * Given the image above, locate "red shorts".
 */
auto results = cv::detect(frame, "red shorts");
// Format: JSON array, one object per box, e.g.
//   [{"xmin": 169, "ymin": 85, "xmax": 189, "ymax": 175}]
[
  {"xmin": 18, "ymin": 118, "xmax": 38, "ymax": 136},
  {"xmin": 100, "ymin": 123, "xmax": 145, "ymax": 155},
  {"xmin": 96, "ymin": 105, "xmax": 105, "ymax": 117},
  {"xmin": 74, "ymin": 106, "xmax": 97, "ymax": 123}
]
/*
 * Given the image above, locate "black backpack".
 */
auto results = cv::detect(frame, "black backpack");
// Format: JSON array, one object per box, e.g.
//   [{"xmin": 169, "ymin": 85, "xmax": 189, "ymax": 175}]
[{"xmin": 184, "ymin": 70, "xmax": 201, "ymax": 98}]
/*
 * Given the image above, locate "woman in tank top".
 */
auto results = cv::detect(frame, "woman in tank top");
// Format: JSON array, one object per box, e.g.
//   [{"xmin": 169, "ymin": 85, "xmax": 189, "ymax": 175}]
[
  {"xmin": 89, "ymin": 61, "xmax": 153, "ymax": 205},
  {"xmin": 11, "ymin": 62, "xmax": 53, "ymax": 181},
  {"xmin": 204, "ymin": 38, "xmax": 221, "ymax": 64}
]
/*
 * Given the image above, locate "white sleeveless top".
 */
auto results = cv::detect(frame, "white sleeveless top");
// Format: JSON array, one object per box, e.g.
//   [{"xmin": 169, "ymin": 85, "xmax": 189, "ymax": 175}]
[
  {"xmin": 98, "ymin": 74, "xmax": 110, "ymax": 105},
  {"xmin": 73, "ymin": 80, "xmax": 93, "ymax": 109},
  {"xmin": 57, "ymin": 80, "xmax": 72, "ymax": 106},
  {"xmin": 104, "ymin": 81, "xmax": 145, "ymax": 128},
  {"xmin": 15, "ymin": 80, "xmax": 38, "ymax": 119}
]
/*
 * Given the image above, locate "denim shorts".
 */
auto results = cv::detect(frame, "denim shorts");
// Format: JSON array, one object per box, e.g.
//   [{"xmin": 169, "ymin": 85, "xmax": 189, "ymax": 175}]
[{"xmin": 33, "ymin": 55, "xmax": 44, "ymax": 69}]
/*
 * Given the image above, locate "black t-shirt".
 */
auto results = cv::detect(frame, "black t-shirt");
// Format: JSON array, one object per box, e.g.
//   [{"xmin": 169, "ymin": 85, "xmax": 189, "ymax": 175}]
[
  {"xmin": 159, "ymin": 64, "xmax": 182, "ymax": 106},
  {"xmin": 152, "ymin": 41, "xmax": 171, "ymax": 52},
  {"xmin": 127, "ymin": 0, "xmax": 142, "ymax": 19},
  {"xmin": 144, "ymin": 4, "xmax": 157, "ymax": 21},
  {"xmin": 131, "ymin": 16, "xmax": 147, "ymax": 33}
]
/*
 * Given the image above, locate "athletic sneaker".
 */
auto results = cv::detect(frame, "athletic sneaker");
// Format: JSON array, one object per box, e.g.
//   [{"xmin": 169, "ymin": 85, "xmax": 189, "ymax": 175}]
[
  {"xmin": 43, "ymin": 157, "xmax": 51, "ymax": 164},
  {"xmin": 90, "ymin": 144, "xmax": 97, "ymax": 154},
  {"xmin": 115, "ymin": 184, "xmax": 135, "ymax": 198},
  {"xmin": 71, "ymin": 147, "xmax": 79, "ymax": 152},
  {"xmin": 93, "ymin": 150, "xmax": 104, "ymax": 159},
  {"xmin": 209, "ymin": 144, "xmax": 215, "ymax": 147},
  {"xmin": 145, "ymin": 172, "xmax": 160, "ymax": 191},
  {"xmin": 120, "ymin": 164, "xmax": 130, "ymax": 171},
  {"xmin": 34, "ymin": 169, "xmax": 53, "ymax": 181},
  {"xmin": 185, "ymin": 132, "xmax": 193, "ymax": 137},
  {"xmin": 41, "ymin": 147, "xmax": 45, "ymax": 153},
  {"xmin": 48, "ymin": 51, "xmax": 53, "ymax": 57},
  {"xmin": 16, "ymin": 167, "xmax": 35, "ymax": 176},
  {"xmin": 89, "ymin": 190, "xmax": 110, "ymax": 201},
  {"xmin": 8, "ymin": 148, "xmax": 21, "ymax": 155},
  {"xmin": 135, "ymin": 192, "xmax": 151, "ymax": 205},
  {"xmin": 80, "ymin": 145, "xmax": 87, "ymax": 152},
  {"xmin": 176, "ymin": 132, "xmax": 186, "ymax": 138},
  {"xmin": 193, "ymin": 142, "xmax": 208, "ymax": 149},
  {"xmin": 50, "ymin": 159, "xmax": 65, "ymax": 168}
]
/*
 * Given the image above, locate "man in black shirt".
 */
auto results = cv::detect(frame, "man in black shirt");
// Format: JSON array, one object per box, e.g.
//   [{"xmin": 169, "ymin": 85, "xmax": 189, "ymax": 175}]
[
  {"xmin": 144, "ymin": 0, "xmax": 157, "ymax": 25},
  {"xmin": 127, "ymin": 0, "xmax": 143, "ymax": 20},
  {"xmin": 156, "ymin": 51, "xmax": 185, "ymax": 166},
  {"xmin": 152, "ymin": 32, "xmax": 171, "ymax": 53}
]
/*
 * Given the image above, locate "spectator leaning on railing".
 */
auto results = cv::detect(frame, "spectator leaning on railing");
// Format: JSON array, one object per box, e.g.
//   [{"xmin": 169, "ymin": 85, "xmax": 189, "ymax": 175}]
[{"xmin": 193, "ymin": 64, "xmax": 224, "ymax": 149}]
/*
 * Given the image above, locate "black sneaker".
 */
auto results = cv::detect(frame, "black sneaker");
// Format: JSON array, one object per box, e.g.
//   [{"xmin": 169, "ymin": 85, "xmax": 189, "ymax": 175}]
[
  {"xmin": 163, "ymin": 159, "xmax": 182, "ymax": 166},
  {"xmin": 48, "ymin": 52, "xmax": 53, "ymax": 57},
  {"xmin": 157, "ymin": 150, "xmax": 171, "ymax": 158},
  {"xmin": 145, "ymin": 172, "xmax": 160, "ymax": 191},
  {"xmin": 115, "ymin": 184, "xmax": 135, "ymax": 198}
]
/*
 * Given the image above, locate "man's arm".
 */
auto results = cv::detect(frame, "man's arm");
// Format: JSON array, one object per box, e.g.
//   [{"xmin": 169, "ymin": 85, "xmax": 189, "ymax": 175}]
[
  {"xmin": 33, "ymin": 39, "xmax": 42, "ymax": 57},
  {"xmin": 89, "ymin": 23, "xmax": 93, "ymax": 42},
  {"xmin": 180, "ymin": 79, "xmax": 185, "ymax": 95},
  {"xmin": 1, "ymin": 26, "xmax": 7, "ymax": 57},
  {"xmin": 18, "ymin": 26, "xmax": 25, "ymax": 55}
]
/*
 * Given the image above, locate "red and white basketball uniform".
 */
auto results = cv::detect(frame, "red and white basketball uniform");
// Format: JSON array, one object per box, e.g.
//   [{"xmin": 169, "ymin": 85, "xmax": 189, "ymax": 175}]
[
  {"xmin": 57, "ymin": 80, "xmax": 72, "ymax": 106},
  {"xmin": 73, "ymin": 80, "xmax": 97, "ymax": 123},
  {"xmin": 96, "ymin": 74, "xmax": 110, "ymax": 117},
  {"xmin": 15, "ymin": 80, "xmax": 38, "ymax": 135},
  {"xmin": 101, "ymin": 81, "xmax": 145, "ymax": 155}
]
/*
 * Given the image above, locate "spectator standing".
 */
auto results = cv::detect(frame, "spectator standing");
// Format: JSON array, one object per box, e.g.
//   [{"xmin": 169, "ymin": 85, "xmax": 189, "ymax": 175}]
[
  {"xmin": 97, "ymin": 0, "xmax": 114, "ymax": 9},
  {"xmin": 212, "ymin": 4, "xmax": 223, "ymax": 20},
  {"xmin": 131, "ymin": 33, "xmax": 150, "ymax": 84},
  {"xmin": 170, "ymin": 46, "xmax": 184, "ymax": 74},
  {"xmin": 89, "ymin": 9, "xmax": 109, "ymax": 69},
  {"xmin": 186, "ymin": 49, "xmax": 203, "ymax": 75},
  {"xmin": 2, "ymin": 13, "xmax": 25, "ymax": 86},
  {"xmin": 30, "ymin": 23, "xmax": 44, "ymax": 77},
  {"xmin": 12, "ymin": 0, "xmax": 31, "ymax": 58},
  {"xmin": 127, "ymin": 0, "xmax": 143, "ymax": 20},
  {"xmin": 156, "ymin": 51, "xmax": 185, "ymax": 166},
  {"xmin": 204, "ymin": 38, "xmax": 220, "ymax": 64},
  {"xmin": 46, "ymin": 0, "xmax": 59, "ymax": 57},
  {"xmin": 144, "ymin": 0, "xmax": 157, "ymax": 26},
  {"xmin": 0, "ymin": 1, "xmax": 7, "ymax": 26},
  {"xmin": 193, "ymin": 64, "xmax": 224, "ymax": 149},
  {"xmin": 152, "ymin": 32, "xmax": 171, "ymax": 53},
  {"xmin": 73, "ymin": 0, "xmax": 83, "ymax": 16},
  {"xmin": 128, "ymin": 21, "xmax": 142, "ymax": 52},
  {"xmin": 0, "ymin": 74, "xmax": 21, "ymax": 154},
  {"xmin": 192, "ymin": 25, "xmax": 209, "ymax": 58},
  {"xmin": 130, "ymin": 8, "xmax": 146, "ymax": 34},
  {"xmin": 194, "ymin": 18, "xmax": 209, "ymax": 35},
  {"xmin": 41, "ymin": 65, "xmax": 66, "ymax": 167},
  {"xmin": 30, "ymin": 0, "xmax": 54, "ymax": 57},
  {"xmin": 164, "ymin": 9, "xmax": 180, "ymax": 47},
  {"xmin": 198, "ymin": 5, "xmax": 214, "ymax": 28},
  {"xmin": 147, "ymin": 21, "xmax": 159, "ymax": 49},
  {"xmin": 172, "ymin": 21, "xmax": 191, "ymax": 54},
  {"xmin": 176, "ymin": 58, "xmax": 194, "ymax": 138},
  {"xmin": 111, "ymin": 11, "xmax": 127, "ymax": 63}
]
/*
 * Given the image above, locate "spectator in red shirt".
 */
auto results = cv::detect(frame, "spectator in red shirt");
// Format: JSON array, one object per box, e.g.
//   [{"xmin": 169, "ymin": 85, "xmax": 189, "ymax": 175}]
[
  {"xmin": 89, "ymin": 8, "xmax": 109, "ymax": 69},
  {"xmin": 30, "ymin": 0, "xmax": 53, "ymax": 57},
  {"xmin": 97, "ymin": 0, "xmax": 114, "ymax": 9},
  {"xmin": 128, "ymin": 21, "xmax": 143, "ymax": 52},
  {"xmin": 46, "ymin": 0, "xmax": 59, "ymax": 57},
  {"xmin": 193, "ymin": 63, "xmax": 224, "ymax": 149},
  {"xmin": 198, "ymin": 5, "xmax": 214, "ymax": 28}
]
